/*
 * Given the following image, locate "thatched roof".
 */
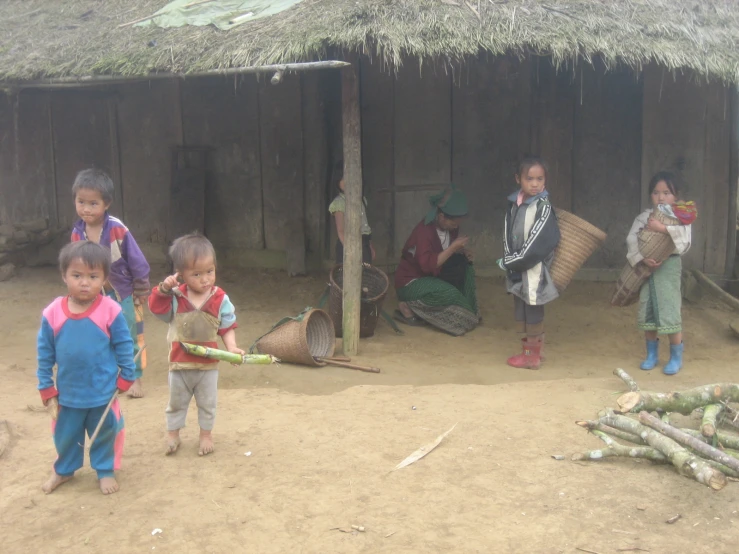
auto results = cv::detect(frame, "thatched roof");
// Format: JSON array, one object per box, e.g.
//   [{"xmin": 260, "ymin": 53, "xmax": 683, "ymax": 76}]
[{"xmin": 1, "ymin": 0, "xmax": 738, "ymax": 83}]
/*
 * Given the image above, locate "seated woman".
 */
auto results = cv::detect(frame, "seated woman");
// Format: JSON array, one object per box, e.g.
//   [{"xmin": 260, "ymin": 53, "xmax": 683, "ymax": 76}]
[{"xmin": 393, "ymin": 186, "xmax": 479, "ymax": 336}]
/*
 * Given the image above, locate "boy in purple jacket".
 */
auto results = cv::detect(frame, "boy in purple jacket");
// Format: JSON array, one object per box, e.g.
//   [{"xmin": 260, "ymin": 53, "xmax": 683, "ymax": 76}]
[{"xmin": 71, "ymin": 169, "xmax": 150, "ymax": 397}]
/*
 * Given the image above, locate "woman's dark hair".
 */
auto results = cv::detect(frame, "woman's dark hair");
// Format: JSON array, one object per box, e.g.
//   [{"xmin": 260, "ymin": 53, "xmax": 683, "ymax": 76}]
[
  {"xmin": 648, "ymin": 171, "xmax": 680, "ymax": 197},
  {"xmin": 59, "ymin": 241, "xmax": 110, "ymax": 276},
  {"xmin": 516, "ymin": 156, "xmax": 548, "ymax": 179}
]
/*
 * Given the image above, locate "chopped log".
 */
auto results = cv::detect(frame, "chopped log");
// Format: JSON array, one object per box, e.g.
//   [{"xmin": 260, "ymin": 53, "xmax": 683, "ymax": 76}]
[
  {"xmin": 701, "ymin": 404, "xmax": 724, "ymax": 438},
  {"xmin": 572, "ymin": 429, "xmax": 668, "ymax": 463},
  {"xmin": 638, "ymin": 411, "xmax": 739, "ymax": 474},
  {"xmin": 576, "ymin": 420, "xmax": 646, "ymax": 445},
  {"xmin": 682, "ymin": 428, "xmax": 739, "ymax": 450},
  {"xmin": 602, "ymin": 415, "xmax": 727, "ymax": 489},
  {"xmin": 660, "ymin": 411, "xmax": 671, "ymax": 424},
  {"xmin": 613, "ymin": 368, "xmax": 639, "ymax": 392},
  {"xmin": 617, "ymin": 384, "xmax": 739, "ymax": 414}
]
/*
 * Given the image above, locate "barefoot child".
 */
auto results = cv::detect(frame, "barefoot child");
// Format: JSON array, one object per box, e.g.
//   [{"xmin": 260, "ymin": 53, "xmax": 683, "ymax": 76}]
[
  {"xmin": 148, "ymin": 234, "xmax": 244, "ymax": 456},
  {"xmin": 37, "ymin": 241, "xmax": 136, "ymax": 495},
  {"xmin": 329, "ymin": 164, "xmax": 376, "ymax": 264},
  {"xmin": 499, "ymin": 157, "xmax": 560, "ymax": 369},
  {"xmin": 71, "ymin": 169, "xmax": 150, "ymax": 398},
  {"xmin": 627, "ymin": 171, "xmax": 693, "ymax": 375}
]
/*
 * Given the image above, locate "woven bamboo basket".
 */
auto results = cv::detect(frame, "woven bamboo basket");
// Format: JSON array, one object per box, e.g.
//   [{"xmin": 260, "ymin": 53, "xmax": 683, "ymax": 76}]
[
  {"xmin": 329, "ymin": 264, "xmax": 389, "ymax": 338},
  {"xmin": 611, "ymin": 209, "xmax": 680, "ymax": 307},
  {"xmin": 255, "ymin": 309, "xmax": 335, "ymax": 366},
  {"xmin": 550, "ymin": 209, "xmax": 607, "ymax": 292}
]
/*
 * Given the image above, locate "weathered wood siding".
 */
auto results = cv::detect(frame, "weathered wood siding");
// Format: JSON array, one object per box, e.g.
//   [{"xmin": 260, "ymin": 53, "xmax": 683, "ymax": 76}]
[{"xmin": 0, "ymin": 57, "xmax": 735, "ymax": 278}]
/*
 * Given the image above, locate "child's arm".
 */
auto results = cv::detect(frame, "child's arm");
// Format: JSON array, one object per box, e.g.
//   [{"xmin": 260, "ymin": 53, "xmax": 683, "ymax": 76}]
[
  {"xmin": 121, "ymin": 229, "xmax": 151, "ymax": 300},
  {"xmin": 334, "ymin": 211, "xmax": 346, "ymax": 244},
  {"xmin": 109, "ymin": 312, "xmax": 136, "ymax": 391},
  {"xmin": 503, "ymin": 201, "xmax": 560, "ymax": 272},
  {"xmin": 148, "ymin": 276, "xmax": 179, "ymax": 323},
  {"xmin": 36, "ymin": 318, "xmax": 58, "ymax": 405},
  {"xmin": 218, "ymin": 294, "xmax": 244, "ymax": 357}
]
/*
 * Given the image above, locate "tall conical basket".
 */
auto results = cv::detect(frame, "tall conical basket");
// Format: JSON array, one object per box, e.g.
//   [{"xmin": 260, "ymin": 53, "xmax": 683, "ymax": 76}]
[
  {"xmin": 550, "ymin": 209, "xmax": 607, "ymax": 293},
  {"xmin": 611, "ymin": 208, "xmax": 680, "ymax": 307},
  {"xmin": 329, "ymin": 264, "xmax": 389, "ymax": 338},
  {"xmin": 255, "ymin": 308, "xmax": 335, "ymax": 366}
]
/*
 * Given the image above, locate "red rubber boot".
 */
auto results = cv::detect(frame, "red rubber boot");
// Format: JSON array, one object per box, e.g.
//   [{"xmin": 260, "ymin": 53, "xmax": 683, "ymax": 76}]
[{"xmin": 506, "ymin": 337, "xmax": 542, "ymax": 369}]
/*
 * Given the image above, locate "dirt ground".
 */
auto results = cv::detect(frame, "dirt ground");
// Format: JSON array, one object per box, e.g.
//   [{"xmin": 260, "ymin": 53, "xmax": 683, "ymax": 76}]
[{"xmin": 1, "ymin": 265, "xmax": 739, "ymax": 553}]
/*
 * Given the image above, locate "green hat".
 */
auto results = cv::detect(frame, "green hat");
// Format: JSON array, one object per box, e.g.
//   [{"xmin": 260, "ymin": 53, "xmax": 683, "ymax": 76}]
[{"xmin": 424, "ymin": 184, "xmax": 468, "ymax": 224}]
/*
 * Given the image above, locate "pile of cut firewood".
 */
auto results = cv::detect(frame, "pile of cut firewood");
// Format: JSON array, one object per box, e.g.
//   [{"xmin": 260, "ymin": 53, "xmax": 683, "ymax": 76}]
[{"xmin": 573, "ymin": 369, "xmax": 739, "ymax": 490}]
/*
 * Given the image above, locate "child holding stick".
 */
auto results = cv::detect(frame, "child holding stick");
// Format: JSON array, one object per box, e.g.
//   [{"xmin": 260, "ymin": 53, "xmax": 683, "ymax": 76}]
[
  {"xmin": 499, "ymin": 156, "xmax": 561, "ymax": 369},
  {"xmin": 148, "ymin": 234, "xmax": 244, "ymax": 456},
  {"xmin": 37, "ymin": 241, "xmax": 136, "ymax": 495},
  {"xmin": 627, "ymin": 171, "xmax": 694, "ymax": 375},
  {"xmin": 71, "ymin": 169, "xmax": 151, "ymax": 398}
]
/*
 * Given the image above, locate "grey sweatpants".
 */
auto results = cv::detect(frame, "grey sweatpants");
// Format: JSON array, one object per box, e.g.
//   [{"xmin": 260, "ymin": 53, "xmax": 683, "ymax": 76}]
[{"xmin": 166, "ymin": 370, "xmax": 219, "ymax": 431}]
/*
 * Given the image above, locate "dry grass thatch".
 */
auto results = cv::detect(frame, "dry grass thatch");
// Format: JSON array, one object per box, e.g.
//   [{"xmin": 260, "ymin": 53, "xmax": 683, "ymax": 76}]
[{"xmin": 0, "ymin": 0, "xmax": 737, "ymax": 82}]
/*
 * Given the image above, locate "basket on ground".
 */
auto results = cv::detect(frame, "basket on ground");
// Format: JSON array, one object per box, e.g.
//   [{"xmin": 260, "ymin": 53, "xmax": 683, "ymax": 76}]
[
  {"xmin": 255, "ymin": 308, "xmax": 335, "ymax": 366},
  {"xmin": 550, "ymin": 209, "xmax": 607, "ymax": 293},
  {"xmin": 611, "ymin": 209, "xmax": 679, "ymax": 307},
  {"xmin": 329, "ymin": 264, "xmax": 389, "ymax": 338}
]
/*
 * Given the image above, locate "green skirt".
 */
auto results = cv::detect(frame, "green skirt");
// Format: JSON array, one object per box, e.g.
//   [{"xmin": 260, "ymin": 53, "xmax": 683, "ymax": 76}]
[
  {"xmin": 396, "ymin": 266, "xmax": 479, "ymax": 336},
  {"xmin": 637, "ymin": 255, "xmax": 682, "ymax": 335}
]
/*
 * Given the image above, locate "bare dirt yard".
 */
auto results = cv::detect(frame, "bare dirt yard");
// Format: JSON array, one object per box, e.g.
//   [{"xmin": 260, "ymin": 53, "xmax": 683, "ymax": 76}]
[{"xmin": 1, "ymin": 266, "xmax": 738, "ymax": 553}]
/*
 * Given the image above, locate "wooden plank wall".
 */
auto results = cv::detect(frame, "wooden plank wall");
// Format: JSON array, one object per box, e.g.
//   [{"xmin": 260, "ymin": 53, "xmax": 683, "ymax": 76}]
[
  {"xmin": 116, "ymin": 80, "xmax": 180, "ymax": 244},
  {"xmin": 51, "ymin": 90, "xmax": 118, "ymax": 227},
  {"xmin": 181, "ymin": 75, "xmax": 264, "ymax": 251},
  {"xmin": 0, "ymin": 91, "xmax": 55, "ymax": 225},
  {"xmin": 0, "ymin": 60, "xmax": 734, "ymax": 277},
  {"xmin": 641, "ymin": 64, "xmax": 732, "ymax": 275},
  {"xmin": 453, "ymin": 55, "xmax": 531, "ymax": 265},
  {"xmin": 572, "ymin": 63, "xmax": 643, "ymax": 268}
]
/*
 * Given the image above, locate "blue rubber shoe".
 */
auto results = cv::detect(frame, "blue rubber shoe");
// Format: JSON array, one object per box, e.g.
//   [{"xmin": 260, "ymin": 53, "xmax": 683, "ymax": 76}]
[
  {"xmin": 663, "ymin": 342, "xmax": 684, "ymax": 375},
  {"xmin": 640, "ymin": 339, "xmax": 659, "ymax": 371}
]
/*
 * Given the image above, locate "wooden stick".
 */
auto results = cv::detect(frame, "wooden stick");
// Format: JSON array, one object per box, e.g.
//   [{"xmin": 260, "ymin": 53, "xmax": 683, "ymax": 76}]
[
  {"xmin": 86, "ymin": 391, "xmax": 119, "ymax": 450},
  {"xmin": 692, "ymin": 269, "xmax": 739, "ymax": 311},
  {"xmin": 86, "ymin": 345, "xmax": 146, "ymax": 449},
  {"xmin": 118, "ymin": 14, "xmax": 159, "ymax": 28},
  {"xmin": 315, "ymin": 358, "xmax": 380, "ymax": 373},
  {"xmin": 638, "ymin": 411, "xmax": 739, "ymax": 474},
  {"xmin": 613, "ymin": 368, "xmax": 639, "ymax": 391}
]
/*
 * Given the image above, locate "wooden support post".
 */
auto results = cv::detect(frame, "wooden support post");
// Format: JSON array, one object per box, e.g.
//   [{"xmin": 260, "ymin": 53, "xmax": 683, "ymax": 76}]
[
  {"xmin": 728, "ymin": 85, "xmax": 739, "ymax": 278},
  {"xmin": 341, "ymin": 54, "xmax": 363, "ymax": 355}
]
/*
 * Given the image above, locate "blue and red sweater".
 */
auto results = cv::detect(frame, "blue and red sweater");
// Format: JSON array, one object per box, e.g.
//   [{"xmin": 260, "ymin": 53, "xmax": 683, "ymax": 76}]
[{"xmin": 37, "ymin": 295, "xmax": 135, "ymax": 408}]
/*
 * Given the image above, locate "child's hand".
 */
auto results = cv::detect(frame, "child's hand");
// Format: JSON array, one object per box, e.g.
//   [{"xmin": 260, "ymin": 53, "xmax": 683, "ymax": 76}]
[
  {"xmin": 46, "ymin": 397, "xmax": 59, "ymax": 420},
  {"xmin": 160, "ymin": 273, "xmax": 180, "ymax": 292},
  {"xmin": 463, "ymin": 248, "xmax": 474, "ymax": 262},
  {"xmin": 643, "ymin": 258, "xmax": 662, "ymax": 269},
  {"xmin": 227, "ymin": 346, "xmax": 245, "ymax": 366},
  {"xmin": 646, "ymin": 217, "xmax": 668, "ymax": 234},
  {"xmin": 451, "ymin": 235, "xmax": 469, "ymax": 252}
]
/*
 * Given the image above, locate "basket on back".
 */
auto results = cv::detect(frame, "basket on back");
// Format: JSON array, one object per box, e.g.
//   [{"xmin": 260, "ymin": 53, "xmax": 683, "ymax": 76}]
[
  {"xmin": 329, "ymin": 264, "xmax": 389, "ymax": 338},
  {"xmin": 611, "ymin": 209, "xmax": 680, "ymax": 307},
  {"xmin": 254, "ymin": 308, "xmax": 335, "ymax": 366},
  {"xmin": 549, "ymin": 209, "xmax": 607, "ymax": 292}
]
